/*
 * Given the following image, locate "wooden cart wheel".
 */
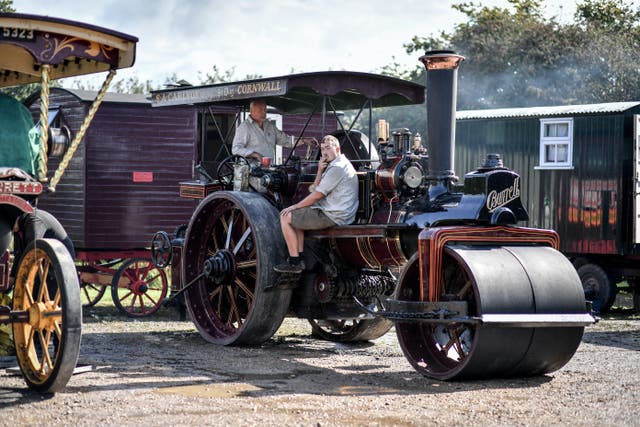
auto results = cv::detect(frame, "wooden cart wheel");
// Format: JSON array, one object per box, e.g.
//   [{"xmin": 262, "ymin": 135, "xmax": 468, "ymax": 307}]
[
  {"xmin": 77, "ymin": 259, "xmax": 117, "ymax": 307},
  {"xmin": 183, "ymin": 191, "xmax": 291, "ymax": 345},
  {"xmin": 308, "ymin": 318, "xmax": 392, "ymax": 342},
  {"xmin": 110, "ymin": 258, "xmax": 168, "ymax": 318},
  {"xmin": 12, "ymin": 238, "xmax": 82, "ymax": 393}
]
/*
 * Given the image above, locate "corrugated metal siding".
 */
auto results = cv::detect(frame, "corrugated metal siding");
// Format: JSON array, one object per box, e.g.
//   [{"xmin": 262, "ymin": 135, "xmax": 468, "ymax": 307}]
[
  {"xmin": 27, "ymin": 90, "xmax": 88, "ymax": 247},
  {"xmin": 455, "ymin": 117, "xmax": 541, "ymax": 230},
  {"xmin": 84, "ymin": 103, "xmax": 197, "ymax": 249},
  {"xmin": 457, "ymin": 102, "xmax": 640, "ymax": 119}
]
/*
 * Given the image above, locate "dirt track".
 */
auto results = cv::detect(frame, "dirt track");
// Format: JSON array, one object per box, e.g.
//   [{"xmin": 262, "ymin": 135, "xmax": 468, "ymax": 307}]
[{"xmin": 0, "ymin": 296, "xmax": 639, "ymax": 427}]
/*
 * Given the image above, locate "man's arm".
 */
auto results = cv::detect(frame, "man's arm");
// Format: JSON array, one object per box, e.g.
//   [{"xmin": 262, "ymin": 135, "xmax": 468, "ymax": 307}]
[
  {"xmin": 272, "ymin": 122, "xmax": 293, "ymax": 147},
  {"xmin": 280, "ymin": 190, "xmax": 325, "ymax": 217},
  {"xmin": 280, "ymin": 157, "xmax": 329, "ymax": 216}
]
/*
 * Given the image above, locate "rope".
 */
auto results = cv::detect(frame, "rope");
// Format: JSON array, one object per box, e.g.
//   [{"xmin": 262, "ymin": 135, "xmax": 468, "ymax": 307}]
[
  {"xmin": 37, "ymin": 65, "xmax": 51, "ymax": 182},
  {"xmin": 49, "ymin": 69, "xmax": 117, "ymax": 192}
]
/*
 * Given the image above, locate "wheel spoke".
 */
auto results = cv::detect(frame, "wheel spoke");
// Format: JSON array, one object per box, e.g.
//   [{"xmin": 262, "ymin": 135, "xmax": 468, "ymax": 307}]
[
  {"xmin": 233, "ymin": 227, "xmax": 252, "ymax": 255},
  {"xmin": 37, "ymin": 330, "xmax": 53, "ymax": 375},
  {"xmin": 236, "ymin": 260, "xmax": 257, "ymax": 269},
  {"xmin": 142, "ymin": 292, "xmax": 159, "ymax": 307},
  {"xmin": 234, "ymin": 277, "xmax": 254, "ymax": 305},
  {"xmin": 226, "ymin": 285, "xmax": 241, "ymax": 326},
  {"xmin": 25, "ymin": 324, "xmax": 35, "ymax": 354},
  {"xmin": 225, "ymin": 211, "xmax": 235, "ymax": 250},
  {"xmin": 118, "ymin": 289, "xmax": 134, "ymax": 303}
]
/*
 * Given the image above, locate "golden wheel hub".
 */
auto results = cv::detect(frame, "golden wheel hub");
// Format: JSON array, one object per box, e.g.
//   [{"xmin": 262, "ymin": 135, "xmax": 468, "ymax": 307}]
[{"xmin": 28, "ymin": 301, "xmax": 60, "ymax": 330}]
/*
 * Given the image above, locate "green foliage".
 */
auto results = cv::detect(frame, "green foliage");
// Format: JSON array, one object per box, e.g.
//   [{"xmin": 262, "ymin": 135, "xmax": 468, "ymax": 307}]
[
  {"xmin": 390, "ymin": 0, "xmax": 640, "ymax": 110},
  {"xmin": 0, "ymin": 0, "xmax": 15, "ymax": 12},
  {"xmin": 197, "ymin": 65, "xmax": 237, "ymax": 85}
]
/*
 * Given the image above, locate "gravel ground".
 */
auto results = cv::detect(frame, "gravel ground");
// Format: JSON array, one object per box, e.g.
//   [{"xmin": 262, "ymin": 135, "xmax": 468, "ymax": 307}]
[{"xmin": 0, "ymin": 294, "xmax": 638, "ymax": 427}]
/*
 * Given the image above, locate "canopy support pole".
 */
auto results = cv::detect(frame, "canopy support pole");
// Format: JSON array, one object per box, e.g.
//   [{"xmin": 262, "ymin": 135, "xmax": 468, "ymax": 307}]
[{"xmin": 36, "ymin": 64, "xmax": 51, "ymax": 182}]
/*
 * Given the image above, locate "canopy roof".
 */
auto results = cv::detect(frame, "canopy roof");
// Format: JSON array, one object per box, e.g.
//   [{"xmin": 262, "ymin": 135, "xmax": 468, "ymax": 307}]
[
  {"xmin": 0, "ymin": 13, "xmax": 138, "ymax": 88},
  {"xmin": 151, "ymin": 71, "xmax": 425, "ymax": 113}
]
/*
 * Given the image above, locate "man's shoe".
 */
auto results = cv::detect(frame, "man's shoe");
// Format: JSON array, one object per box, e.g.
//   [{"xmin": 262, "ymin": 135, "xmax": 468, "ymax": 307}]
[{"xmin": 274, "ymin": 262, "xmax": 304, "ymax": 274}]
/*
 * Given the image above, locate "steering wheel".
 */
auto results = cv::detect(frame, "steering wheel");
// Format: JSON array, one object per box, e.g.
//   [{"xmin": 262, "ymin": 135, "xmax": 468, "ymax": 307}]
[
  {"xmin": 216, "ymin": 155, "xmax": 250, "ymax": 187},
  {"xmin": 150, "ymin": 231, "xmax": 172, "ymax": 268}
]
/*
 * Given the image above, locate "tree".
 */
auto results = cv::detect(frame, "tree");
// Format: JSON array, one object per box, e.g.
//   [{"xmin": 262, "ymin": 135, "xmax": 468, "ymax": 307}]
[
  {"xmin": 397, "ymin": 0, "xmax": 640, "ymax": 109},
  {"xmin": 0, "ymin": 0, "xmax": 14, "ymax": 12}
]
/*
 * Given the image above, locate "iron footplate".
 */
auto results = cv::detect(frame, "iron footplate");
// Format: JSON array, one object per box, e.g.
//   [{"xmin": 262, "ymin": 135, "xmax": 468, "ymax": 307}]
[
  {"xmin": 268, "ymin": 272, "xmax": 301, "ymax": 290},
  {"xmin": 356, "ymin": 298, "xmax": 596, "ymax": 327}
]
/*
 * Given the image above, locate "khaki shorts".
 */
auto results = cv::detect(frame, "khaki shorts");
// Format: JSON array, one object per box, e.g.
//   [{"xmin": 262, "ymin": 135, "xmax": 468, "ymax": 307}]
[{"xmin": 291, "ymin": 207, "xmax": 336, "ymax": 230}]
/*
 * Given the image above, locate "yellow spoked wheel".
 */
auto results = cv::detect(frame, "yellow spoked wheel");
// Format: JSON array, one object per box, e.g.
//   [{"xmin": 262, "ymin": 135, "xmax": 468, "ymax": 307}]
[{"xmin": 12, "ymin": 238, "xmax": 82, "ymax": 393}]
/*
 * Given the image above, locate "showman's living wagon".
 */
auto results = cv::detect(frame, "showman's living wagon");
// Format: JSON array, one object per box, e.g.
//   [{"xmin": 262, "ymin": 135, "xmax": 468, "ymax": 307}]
[
  {"xmin": 456, "ymin": 104, "xmax": 640, "ymax": 313},
  {"xmin": 0, "ymin": 13, "xmax": 137, "ymax": 392},
  {"xmin": 151, "ymin": 51, "xmax": 595, "ymax": 380},
  {"xmin": 23, "ymin": 89, "xmax": 198, "ymax": 317}
]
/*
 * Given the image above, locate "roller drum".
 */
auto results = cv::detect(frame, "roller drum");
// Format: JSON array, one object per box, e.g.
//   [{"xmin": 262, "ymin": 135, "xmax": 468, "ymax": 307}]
[{"xmin": 396, "ymin": 244, "xmax": 587, "ymax": 380}]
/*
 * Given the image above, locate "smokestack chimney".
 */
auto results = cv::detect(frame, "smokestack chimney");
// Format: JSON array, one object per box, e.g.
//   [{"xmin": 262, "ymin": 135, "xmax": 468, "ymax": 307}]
[{"xmin": 419, "ymin": 50, "xmax": 464, "ymax": 199}]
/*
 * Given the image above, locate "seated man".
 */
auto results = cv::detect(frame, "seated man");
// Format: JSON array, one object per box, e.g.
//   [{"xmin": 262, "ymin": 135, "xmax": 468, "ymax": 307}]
[
  {"xmin": 231, "ymin": 98, "xmax": 293, "ymax": 165},
  {"xmin": 275, "ymin": 135, "xmax": 358, "ymax": 273}
]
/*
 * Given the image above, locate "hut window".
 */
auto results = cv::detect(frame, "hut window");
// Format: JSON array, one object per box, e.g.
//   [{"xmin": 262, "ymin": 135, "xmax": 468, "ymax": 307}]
[{"xmin": 538, "ymin": 118, "xmax": 573, "ymax": 169}]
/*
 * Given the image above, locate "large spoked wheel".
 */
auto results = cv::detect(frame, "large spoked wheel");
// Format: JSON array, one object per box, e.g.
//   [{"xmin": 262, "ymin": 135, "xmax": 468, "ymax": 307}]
[
  {"xmin": 396, "ymin": 246, "xmax": 587, "ymax": 380},
  {"xmin": 309, "ymin": 318, "xmax": 392, "ymax": 342},
  {"xmin": 183, "ymin": 191, "xmax": 291, "ymax": 345},
  {"xmin": 12, "ymin": 238, "xmax": 82, "ymax": 393},
  {"xmin": 111, "ymin": 258, "xmax": 168, "ymax": 317}
]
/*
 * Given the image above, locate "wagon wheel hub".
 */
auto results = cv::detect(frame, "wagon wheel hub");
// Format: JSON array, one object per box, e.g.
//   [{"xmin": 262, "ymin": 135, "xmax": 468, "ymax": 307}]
[
  {"xmin": 131, "ymin": 281, "xmax": 148, "ymax": 294},
  {"xmin": 203, "ymin": 250, "xmax": 236, "ymax": 283},
  {"xmin": 28, "ymin": 301, "xmax": 61, "ymax": 331}
]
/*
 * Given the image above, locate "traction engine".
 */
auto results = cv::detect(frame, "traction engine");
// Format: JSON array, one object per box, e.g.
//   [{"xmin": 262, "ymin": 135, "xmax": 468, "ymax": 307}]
[{"xmin": 152, "ymin": 51, "xmax": 595, "ymax": 380}]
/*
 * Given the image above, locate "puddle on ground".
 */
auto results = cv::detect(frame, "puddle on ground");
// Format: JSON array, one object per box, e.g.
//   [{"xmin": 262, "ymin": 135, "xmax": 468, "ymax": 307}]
[{"xmin": 155, "ymin": 382, "xmax": 262, "ymax": 398}]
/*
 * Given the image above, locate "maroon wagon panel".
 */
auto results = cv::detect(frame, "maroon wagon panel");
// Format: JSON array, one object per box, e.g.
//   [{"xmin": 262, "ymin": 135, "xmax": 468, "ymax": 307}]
[
  {"xmin": 26, "ymin": 88, "xmax": 197, "ymax": 250},
  {"xmin": 84, "ymin": 102, "xmax": 196, "ymax": 249}
]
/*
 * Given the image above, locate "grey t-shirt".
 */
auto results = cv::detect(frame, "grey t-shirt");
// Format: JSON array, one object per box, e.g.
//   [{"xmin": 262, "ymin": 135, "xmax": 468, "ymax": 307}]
[{"xmin": 314, "ymin": 154, "xmax": 359, "ymax": 225}]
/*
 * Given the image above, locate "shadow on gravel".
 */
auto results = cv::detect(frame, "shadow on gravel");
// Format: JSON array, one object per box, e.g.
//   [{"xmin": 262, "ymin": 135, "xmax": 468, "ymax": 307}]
[
  {"xmin": 49, "ymin": 327, "xmax": 555, "ymax": 400},
  {"xmin": 582, "ymin": 329, "xmax": 640, "ymax": 351}
]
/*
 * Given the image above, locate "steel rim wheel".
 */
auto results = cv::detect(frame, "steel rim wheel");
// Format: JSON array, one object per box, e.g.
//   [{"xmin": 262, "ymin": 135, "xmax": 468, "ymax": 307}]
[
  {"xmin": 12, "ymin": 238, "xmax": 82, "ymax": 393},
  {"xmin": 395, "ymin": 246, "xmax": 586, "ymax": 380},
  {"xmin": 577, "ymin": 263, "xmax": 617, "ymax": 314},
  {"xmin": 395, "ymin": 253, "xmax": 477, "ymax": 379},
  {"xmin": 183, "ymin": 192, "xmax": 291, "ymax": 345},
  {"xmin": 308, "ymin": 318, "xmax": 392, "ymax": 342},
  {"xmin": 111, "ymin": 258, "xmax": 168, "ymax": 317}
]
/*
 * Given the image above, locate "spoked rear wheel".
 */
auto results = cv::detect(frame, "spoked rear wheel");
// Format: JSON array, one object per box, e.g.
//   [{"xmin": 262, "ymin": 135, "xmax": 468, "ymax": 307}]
[
  {"xmin": 111, "ymin": 258, "xmax": 168, "ymax": 317},
  {"xmin": 183, "ymin": 192, "xmax": 291, "ymax": 345},
  {"xmin": 12, "ymin": 238, "xmax": 81, "ymax": 393}
]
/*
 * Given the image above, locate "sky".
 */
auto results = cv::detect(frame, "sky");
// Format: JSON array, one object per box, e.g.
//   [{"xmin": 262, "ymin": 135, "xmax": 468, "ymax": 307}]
[{"xmin": 12, "ymin": 0, "xmax": 579, "ymax": 87}]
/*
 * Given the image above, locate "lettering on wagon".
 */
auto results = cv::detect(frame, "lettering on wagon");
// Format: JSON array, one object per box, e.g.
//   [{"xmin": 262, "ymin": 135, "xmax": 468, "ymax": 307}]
[{"xmin": 152, "ymin": 79, "xmax": 286, "ymax": 106}]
